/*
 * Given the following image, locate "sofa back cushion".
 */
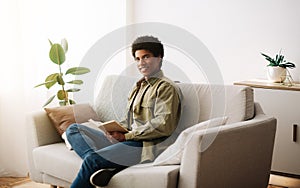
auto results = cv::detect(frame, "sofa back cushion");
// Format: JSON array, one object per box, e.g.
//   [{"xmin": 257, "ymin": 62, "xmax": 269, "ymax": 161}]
[
  {"xmin": 177, "ymin": 83, "xmax": 254, "ymax": 128},
  {"xmin": 93, "ymin": 75, "xmax": 254, "ymax": 128},
  {"xmin": 93, "ymin": 75, "xmax": 137, "ymax": 122}
]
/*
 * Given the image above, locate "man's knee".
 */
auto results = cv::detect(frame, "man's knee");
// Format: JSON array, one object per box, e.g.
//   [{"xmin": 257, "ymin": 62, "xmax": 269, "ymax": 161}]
[
  {"xmin": 66, "ymin": 123, "xmax": 80, "ymax": 137},
  {"xmin": 83, "ymin": 152, "xmax": 103, "ymax": 170}
]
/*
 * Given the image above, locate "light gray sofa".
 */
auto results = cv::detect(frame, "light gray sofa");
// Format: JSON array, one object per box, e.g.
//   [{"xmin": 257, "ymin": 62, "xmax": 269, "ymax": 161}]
[{"xmin": 26, "ymin": 75, "xmax": 276, "ymax": 188}]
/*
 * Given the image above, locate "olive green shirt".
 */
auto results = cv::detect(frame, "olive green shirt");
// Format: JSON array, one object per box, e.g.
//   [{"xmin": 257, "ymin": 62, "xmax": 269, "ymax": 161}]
[{"xmin": 121, "ymin": 71, "xmax": 182, "ymax": 162}]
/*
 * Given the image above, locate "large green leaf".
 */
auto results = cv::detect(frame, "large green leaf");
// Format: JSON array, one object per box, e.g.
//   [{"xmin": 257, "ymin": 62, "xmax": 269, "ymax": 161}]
[
  {"xmin": 66, "ymin": 88, "xmax": 80, "ymax": 92},
  {"xmin": 34, "ymin": 80, "xmax": 55, "ymax": 88},
  {"xmin": 45, "ymin": 73, "xmax": 59, "ymax": 89},
  {"xmin": 49, "ymin": 44, "xmax": 65, "ymax": 65},
  {"xmin": 43, "ymin": 95, "xmax": 56, "ymax": 107},
  {"xmin": 67, "ymin": 80, "xmax": 83, "ymax": 85},
  {"xmin": 34, "ymin": 83, "xmax": 45, "ymax": 88},
  {"xmin": 66, "ymin": 67, "xmax": 90, "ymax": 75},
  {"xmin": 57, "ymin": 74, "xmax": 65, "ymax": 85},
  {"xmin": 57, "ymin": 90, "xmax": 68, "ymax": 100},
  {"xmin": 69, "ymin": 99, "xmax": 76, "ymax": 105}
]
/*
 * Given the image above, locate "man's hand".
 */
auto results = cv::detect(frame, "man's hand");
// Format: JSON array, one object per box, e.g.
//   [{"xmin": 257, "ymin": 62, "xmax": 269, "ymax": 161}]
[{"xmin": 106, "ymin": 131, "xmax": 126, "ymax": 143}]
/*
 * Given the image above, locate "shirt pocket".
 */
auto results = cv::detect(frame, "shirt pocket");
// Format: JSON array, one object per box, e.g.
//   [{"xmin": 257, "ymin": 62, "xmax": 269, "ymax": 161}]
[{"xmin": 134, "ymin": 100, "xmax": 155, "ymax": 121}]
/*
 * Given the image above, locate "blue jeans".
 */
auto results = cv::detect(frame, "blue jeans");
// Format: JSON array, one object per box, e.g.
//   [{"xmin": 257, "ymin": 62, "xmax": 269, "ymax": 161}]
[{"xmin": 66, "ymin": 124, "xmax": 143, "ymax": 188}]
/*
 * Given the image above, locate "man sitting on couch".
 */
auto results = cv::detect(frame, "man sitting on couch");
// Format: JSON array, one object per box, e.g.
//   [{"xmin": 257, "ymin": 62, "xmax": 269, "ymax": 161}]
[{"xmin": 66, "ymin": 35, "xmax": 182, "ymax": 188}]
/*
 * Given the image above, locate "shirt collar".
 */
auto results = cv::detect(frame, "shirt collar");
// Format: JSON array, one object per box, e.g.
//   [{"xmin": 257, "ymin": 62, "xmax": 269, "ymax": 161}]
[{"xmin": 136, "ymin": 70, "xmax": 164, "ymax": 87}]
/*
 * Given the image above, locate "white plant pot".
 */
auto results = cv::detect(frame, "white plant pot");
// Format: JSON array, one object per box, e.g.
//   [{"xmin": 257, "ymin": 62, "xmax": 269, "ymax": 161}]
[{"xmin": 267, "ymin": 66, "xmax": 286, "ymax": 83}]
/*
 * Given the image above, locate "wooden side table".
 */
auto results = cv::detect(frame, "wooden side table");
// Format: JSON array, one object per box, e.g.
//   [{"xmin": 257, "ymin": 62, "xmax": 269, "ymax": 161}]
[{"xmin": 234, "ymin": 79, "xmax": 300, "ymax": 91}]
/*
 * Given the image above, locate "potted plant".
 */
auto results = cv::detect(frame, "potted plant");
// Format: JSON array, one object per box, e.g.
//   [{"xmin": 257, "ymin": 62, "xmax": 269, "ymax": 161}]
[
  {"xmin": 35, "ymin": 39, "xmax": 90, "ymax": 106},
  {"xmin": 261, "ymin": 50, "xmax": 296, "ymax": 83}
]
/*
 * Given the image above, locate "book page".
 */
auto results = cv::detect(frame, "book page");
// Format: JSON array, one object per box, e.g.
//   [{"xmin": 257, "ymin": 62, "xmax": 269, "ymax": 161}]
[{"xmin": 88, "ymin": 119, "xmax": 128, "ymax": 133}]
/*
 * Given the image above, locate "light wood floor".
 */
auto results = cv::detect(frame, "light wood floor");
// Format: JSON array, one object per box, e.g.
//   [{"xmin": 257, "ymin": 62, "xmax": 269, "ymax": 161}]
[
  {"xmin": 1, "ymin": 174, "xmax": 300, "ymax": 188},
  {"xmin": 269, "ymin": 174, "xmax": 300, "ymax": 188}
]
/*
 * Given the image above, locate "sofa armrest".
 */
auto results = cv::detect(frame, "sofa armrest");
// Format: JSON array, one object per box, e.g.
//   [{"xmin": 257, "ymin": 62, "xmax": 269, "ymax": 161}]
[
  {"xmin": 26, "ymin": 110, "xmax": 62, "ymax": 182},
  {"xmin": 178, "ymin": 110, "xmax": 276, "ymax": 188},
  {"xmin": 27, "ymin": 110, "xmax": 62, "ymax": 146}
]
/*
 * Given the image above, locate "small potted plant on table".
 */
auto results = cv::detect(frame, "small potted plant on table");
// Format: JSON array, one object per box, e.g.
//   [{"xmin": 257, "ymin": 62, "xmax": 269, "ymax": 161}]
[{"xmin": 261, "ymin": 50, "xmax": 296, "ymax": 83}]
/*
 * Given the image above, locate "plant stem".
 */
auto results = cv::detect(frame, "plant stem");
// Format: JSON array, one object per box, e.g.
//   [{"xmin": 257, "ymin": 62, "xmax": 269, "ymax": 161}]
[{"xmin": 58, "ymin": 64, "xmax": 68, "ymax": 105}]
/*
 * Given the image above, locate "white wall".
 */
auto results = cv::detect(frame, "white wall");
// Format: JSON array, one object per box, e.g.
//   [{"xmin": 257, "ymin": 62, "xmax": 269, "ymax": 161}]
[
  {"xmin": 0, "ymin": 0, "xmax": 24, "ymax": 177},
  {"xmin": 130, "ymin": 0, "xmax": 300, "ymax": 84},
  {"xmin": 0, "ymin": 0, "xmax": 126, "ymax": 177}
]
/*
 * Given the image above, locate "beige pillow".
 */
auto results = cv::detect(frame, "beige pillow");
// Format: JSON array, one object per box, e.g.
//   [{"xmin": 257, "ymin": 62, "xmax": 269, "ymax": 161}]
[
  {"xmin": 153, "ymin": 116, "xmax": 228, "ymax": 166},
  {"xmin": 44, "ymin": 103, "xmax": 100, "ymax": 136}
]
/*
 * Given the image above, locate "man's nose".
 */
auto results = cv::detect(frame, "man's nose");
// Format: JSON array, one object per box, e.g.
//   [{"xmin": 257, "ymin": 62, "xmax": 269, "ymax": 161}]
[{"xmin": 137, "ymin": 59, "xmax": 145, "ymax": 66}]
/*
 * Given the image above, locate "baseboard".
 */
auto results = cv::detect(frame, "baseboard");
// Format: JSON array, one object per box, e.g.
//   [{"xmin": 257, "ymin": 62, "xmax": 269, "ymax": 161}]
[{"xmin": 271, "ymin": 171, "xmax": 300, "ymax": 179}]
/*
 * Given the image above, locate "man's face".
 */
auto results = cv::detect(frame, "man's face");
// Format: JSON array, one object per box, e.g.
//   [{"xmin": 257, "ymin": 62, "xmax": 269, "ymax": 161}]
[{"xmin": 134, "ymin": 49, "xmax": 161, "ymax": 80}]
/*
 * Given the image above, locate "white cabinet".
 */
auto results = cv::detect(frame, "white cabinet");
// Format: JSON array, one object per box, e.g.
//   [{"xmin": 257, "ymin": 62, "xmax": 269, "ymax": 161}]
[
  {"xmin": 234, "ymin": 80, "xmax": 300, "ymax": 176},
  {"xmin": 255, "ymin": 88, "xmax": 300, "ymax": 176}
]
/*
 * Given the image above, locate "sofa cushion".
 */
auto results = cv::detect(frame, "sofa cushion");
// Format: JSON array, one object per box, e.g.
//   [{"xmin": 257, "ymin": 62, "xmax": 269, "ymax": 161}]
[
  {"xmin": 44, "ymin": 103, "xmax": 100, "ymax": 135},
  {"xmin": 32, "ymin": 143, "xmax": 82, "ymax": 182},
  {"xmin": 175, "ymin": 83, "xmax": 201, "ymax": 133},
  {"xmin": 107, "ymin": 163, "xmax": 179, "ymax": 188},
  {"xmin": 93, "ymin": 75, "xmax": 137, "ymax": 122},
  {"xmin": 177, "ymin": 83, "xmax": 254, "ymax": 125},
  {"xmin": 153, "ymin": 116, "xmax": 228, "ymax": 166}
]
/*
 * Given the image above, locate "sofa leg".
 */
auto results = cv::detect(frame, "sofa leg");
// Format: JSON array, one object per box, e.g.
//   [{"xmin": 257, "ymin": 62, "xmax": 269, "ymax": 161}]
[{"xmin": 50, "ymin": 185, "xmax": 57, "ymax": 188}]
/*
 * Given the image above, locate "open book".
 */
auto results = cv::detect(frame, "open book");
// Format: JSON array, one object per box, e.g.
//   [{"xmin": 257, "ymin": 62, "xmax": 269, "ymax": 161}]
[{"xmin": 88, "ymin": 119, "xmax": 128, "ymax": 133}]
